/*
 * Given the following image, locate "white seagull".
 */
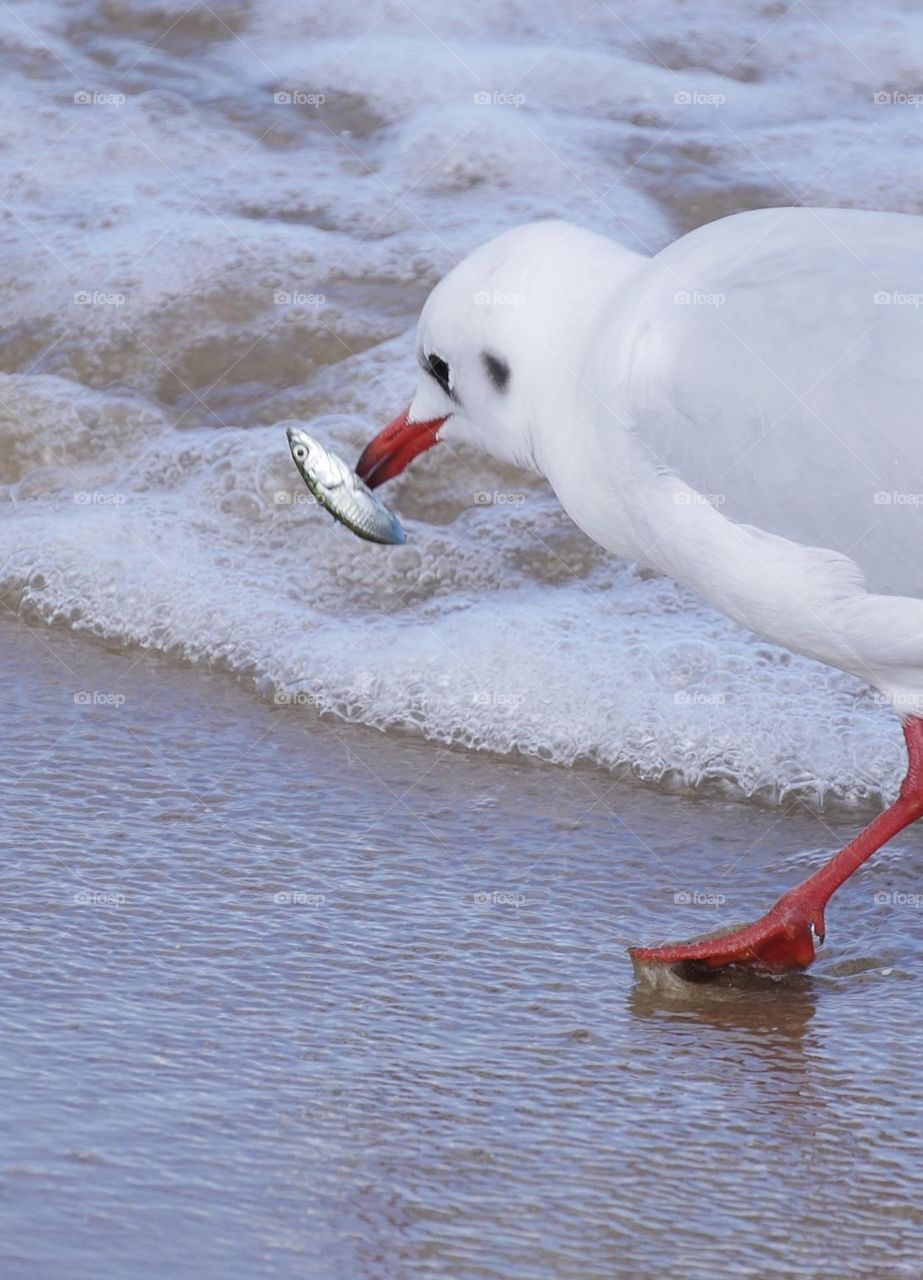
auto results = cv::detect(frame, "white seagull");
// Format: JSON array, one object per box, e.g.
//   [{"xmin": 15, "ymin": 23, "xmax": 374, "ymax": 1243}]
[{"xmin": 356, "ymin": 208, "xmax": 923, "ymax": 976}]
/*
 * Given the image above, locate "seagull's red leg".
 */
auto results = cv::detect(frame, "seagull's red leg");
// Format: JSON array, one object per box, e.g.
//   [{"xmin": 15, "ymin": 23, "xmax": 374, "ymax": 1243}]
[{"xmin": 630, "ymin": 716, "xmax": 923, "ymax": 975}]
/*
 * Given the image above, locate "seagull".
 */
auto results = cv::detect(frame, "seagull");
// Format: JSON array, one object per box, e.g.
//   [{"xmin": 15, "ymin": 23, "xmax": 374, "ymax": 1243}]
[{"xmin": 356, "ymin": 209, "xmax": 923, "ymax": 976}]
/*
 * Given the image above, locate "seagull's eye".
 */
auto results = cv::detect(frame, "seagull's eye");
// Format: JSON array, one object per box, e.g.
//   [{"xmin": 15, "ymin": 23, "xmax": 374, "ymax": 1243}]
[{"xmin": 426, "ymin": 352, "xmax": 451, "ymax": 395}]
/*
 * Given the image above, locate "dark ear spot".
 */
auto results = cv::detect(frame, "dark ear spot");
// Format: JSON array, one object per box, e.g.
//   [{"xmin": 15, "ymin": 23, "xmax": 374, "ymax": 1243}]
[{"xmin": 483, "ymin": 352, "xmax": 510, "ymax": 393}]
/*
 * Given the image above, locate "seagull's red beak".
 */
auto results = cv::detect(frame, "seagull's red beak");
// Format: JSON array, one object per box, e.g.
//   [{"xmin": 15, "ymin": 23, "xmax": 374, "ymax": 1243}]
[{"xmin": 356, "ymin": 407, "xmax": 446, "ymax": 489}]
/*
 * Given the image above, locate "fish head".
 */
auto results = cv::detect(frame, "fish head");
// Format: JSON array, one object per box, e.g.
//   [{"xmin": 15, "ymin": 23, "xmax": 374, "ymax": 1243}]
[
  {"xmin": 286, "ymin": 424, "xmax": 312, "ymax": 468},
  {"xmin": 286, "ymin": 424, "xmax": 343, "ymax": 490},
  {"xmin": 286, "ymin": 424, "xmax": 319, "ymax": 489}
]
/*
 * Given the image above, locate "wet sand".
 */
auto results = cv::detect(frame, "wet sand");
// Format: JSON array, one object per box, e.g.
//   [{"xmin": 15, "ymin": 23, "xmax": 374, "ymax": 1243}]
[{"xmin": 2, "ymin": 617, "xmax": 922, "ymax": 1279}]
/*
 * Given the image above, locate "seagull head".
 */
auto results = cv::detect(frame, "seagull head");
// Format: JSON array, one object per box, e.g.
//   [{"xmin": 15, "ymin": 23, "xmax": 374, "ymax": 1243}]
[{"xmin": 356, "ymin": 220, "xmax": 635, "ymax": 488}]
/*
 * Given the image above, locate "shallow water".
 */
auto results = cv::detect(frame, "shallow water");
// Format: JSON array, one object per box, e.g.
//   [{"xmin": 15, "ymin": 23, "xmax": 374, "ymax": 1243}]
[{"xmin": 2, "ymin": 620, "xmax": 922, "ymax": 1279}]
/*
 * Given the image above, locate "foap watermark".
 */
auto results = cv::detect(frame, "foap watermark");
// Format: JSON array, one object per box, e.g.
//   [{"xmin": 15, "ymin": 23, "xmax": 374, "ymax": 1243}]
[
  {"xmin": 673, "ymin": 889, "xmax": 727, "ymax": 908},
  {"xmin": 473, "ymin": 90, "xmax": 526, "ymax": 108},
  {"xmin": 474, "ymin": 289, "xmax": 526, "ymax": 307},
  {"xmin": 673, "ymin": 89, "xmax": 726, "ymax": 107},
  {"xmin": 273, "ymin": 490, "xmax": 317, "ymax": 506},
  {"xmin": 273, "ymin": 890, "xmax": 326, "ymax": 906},
  {"xmin": 273, "ymin": 690, "xmax": 319, "ymax": 707},
  {"xmin": 674, "ymin": 289, "xmax": 725, "ymax": 307},
  {"xmin": 74, "ymin": 690, "xmax": 125, "ymax": 708},
  {"xmin": 874, "ymin": 490, "xmax": 923, "ymax": 507},
  {"xmin": 873, "ymin": 290, "xmax": 923, "ymax": 307},
  {"xmin": 273, "ymin": 90, "xmax": 326, "ymax": 107},
  {"xmin": 74, "ymin": 889, "xmax": 127, "ymax": 907},
  {"xmin": 74, "ymin": 90, "xmax": 125, "ymax": 107},
  {"xmin": 873, "ymin": 90, "xmax": 923, "ymax": 107},
  {"xmin": 473, "ymin": 490, "xmax": 526, "ymax": 507},
  {"xmin": 674, "ymin": 489, "xmax": 726, "ymax": 507},
  {"xmin": 472, "ymin": 690, "xmax": 525, "ymax": 708},
  {"xmin": 74, "ymin": 290, "xmax": 125, "ymax": 307},
  {"xmin": 74, "ymin": 491, "xmax": 126, "ymax": 505},
  {"xmin": 673, "ymin": 690, "xmax": 726, "ymax": 706},
  {"xmin": 874, "ymin": 889, "xmax": 923, "ymax": 909},
  {"xmin": 274, "ymin": 290, "xmax": 325, "ymax": 307},
  {"xmin": 880, "ymin": 692, "xmax": 923, "ymax": 712},
  {"xmin": 471, "ymin": 890, "xmax": 526, "ymax": 908}
]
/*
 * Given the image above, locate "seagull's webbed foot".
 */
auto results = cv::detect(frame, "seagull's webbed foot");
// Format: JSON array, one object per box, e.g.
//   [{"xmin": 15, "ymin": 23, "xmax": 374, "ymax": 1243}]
[
  {"xmin": 630, "ymin": 719, "xmax": 923, "ymax": 981},
  {"xmin": 629, "ymin": 886, "xmax": 826, "ymax": 978}
]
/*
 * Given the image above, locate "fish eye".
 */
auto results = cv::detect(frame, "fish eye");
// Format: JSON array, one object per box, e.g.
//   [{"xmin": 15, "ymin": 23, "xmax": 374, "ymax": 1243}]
[{"xmin": 293, "ymin": 444, "xmax": 308, "ymax": 461}]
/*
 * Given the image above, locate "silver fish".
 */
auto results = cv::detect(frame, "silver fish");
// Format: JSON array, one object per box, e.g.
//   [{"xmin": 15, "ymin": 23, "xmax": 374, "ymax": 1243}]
[{"xmin": 285, "ymin": 424, "xmax": 406, "ymax": 545}]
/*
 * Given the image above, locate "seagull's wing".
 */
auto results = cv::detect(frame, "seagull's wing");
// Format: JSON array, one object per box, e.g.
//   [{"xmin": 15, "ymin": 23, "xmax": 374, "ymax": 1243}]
[{"xmin": 615, "ymin": 207, "xmax": 923, "ymax": 596}]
